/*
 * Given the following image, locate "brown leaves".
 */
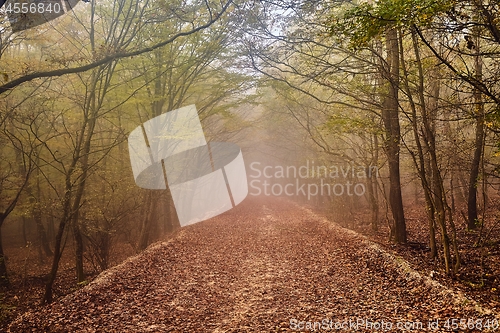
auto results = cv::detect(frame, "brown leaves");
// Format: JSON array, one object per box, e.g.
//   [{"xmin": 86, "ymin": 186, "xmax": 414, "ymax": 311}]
[{"xmin": 8, "ymin": 198, "xmax": 498, "ymax": 332}]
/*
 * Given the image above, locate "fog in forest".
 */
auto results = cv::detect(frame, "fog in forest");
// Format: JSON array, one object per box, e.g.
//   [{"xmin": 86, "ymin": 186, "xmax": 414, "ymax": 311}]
[{"xmin": 0, "ymin": 0, "xmax": 499, "ymax": 330}]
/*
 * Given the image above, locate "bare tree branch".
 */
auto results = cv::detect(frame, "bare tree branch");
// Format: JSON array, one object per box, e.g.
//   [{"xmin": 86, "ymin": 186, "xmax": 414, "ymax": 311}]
[{"xmin": 0, "ymin": 0, "xmax": 233, "ymax": 95}]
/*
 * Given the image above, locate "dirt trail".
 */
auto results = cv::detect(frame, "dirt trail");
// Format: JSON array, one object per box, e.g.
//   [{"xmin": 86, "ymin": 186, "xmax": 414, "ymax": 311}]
[{"xmin": 9, "ymin": 198, "xmax": 497, "ymax": 332}]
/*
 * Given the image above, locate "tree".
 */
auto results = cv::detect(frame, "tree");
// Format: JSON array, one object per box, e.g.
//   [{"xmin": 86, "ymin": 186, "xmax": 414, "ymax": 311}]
[
  {"xmin": 243, "ymin": 1, "xmax": 407, "ymax": 241},
  {"xmin": 328, "ymin": 0, "xmax": 500, "ymax": 272},
  {"xmin": 378, "ymin": 27, "xmax": 406, "ymax": 243},
  {"xmin": 0, "ymin": 110, "xmax": 35, "ymax": 286},
  {"xmin": 20, "ymin": 0, "xmax": 236, "ymax": 304},
  {"xmin": 0, "ymin": 0, "xmax": 234, "ymax": 95}
]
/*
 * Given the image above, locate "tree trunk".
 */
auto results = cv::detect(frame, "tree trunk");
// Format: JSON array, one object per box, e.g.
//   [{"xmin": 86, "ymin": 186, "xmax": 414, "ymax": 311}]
[
  {"xmin": 43, "ymin": 66, "xmax": 101, "ymax": 303},
  {"xmin": 0, "ymin": 219, "xmax": 9, "ymax": 287},
  {"xmin": 467, "ymin": 42, "xmax": 485, "ymax": 230},
  {"xmin": 367, "ymin": 132, "xmax": 380, "ymax": 232},
  {"xmin": 401, "ymin": 29, "xmax": 438, "ymax": 258},
  {"xmin": 34, "ymin": 166, "xmax": 53, "ymax": 258},
  {"xmin": 381, "ymin": 27, "xmax": 406, "ymax": 243},
  {"xmin": 35, "ymin": 213, "xmax": 53, "ymax": 258},
  {"xmin": 73, "ymin": 222, "xmax": 85, "ymax": 283},
  {"xmin": 410, "ymin": 30, "xmax": 456, "ymax": 273},
  {"xmin": 138, "ymin": 193, "xmax": 154, "ymax": 251},
  {"xmin": 22, "ymin": 216, "xmax": 28, "ymax": 247},
  {"xmin": 43, "ymin": 199, "xmax": 70, "ymax": 304}
]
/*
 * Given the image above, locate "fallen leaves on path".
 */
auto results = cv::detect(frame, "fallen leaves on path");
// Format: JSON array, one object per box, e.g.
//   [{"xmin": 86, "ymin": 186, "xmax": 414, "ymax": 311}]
[{"xmin": 9, "ymin": 198, "xmax": 498, "ymax": 332}]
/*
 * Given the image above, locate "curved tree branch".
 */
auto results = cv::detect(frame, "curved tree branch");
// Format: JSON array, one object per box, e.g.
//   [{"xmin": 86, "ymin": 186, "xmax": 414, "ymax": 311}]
[
  {"xmin": 0, "ymin": 0, "xmax": 233, "ymax": 95},
  {"xmin": 414, "ymin": 24, "xmax": 500, "ymax": 106}
]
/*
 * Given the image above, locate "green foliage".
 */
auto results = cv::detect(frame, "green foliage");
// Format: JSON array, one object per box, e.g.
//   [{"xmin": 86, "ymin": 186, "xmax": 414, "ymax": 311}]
[{"xmin": 329, "ymin": 0, "xmax": 453, "ymax": 48}]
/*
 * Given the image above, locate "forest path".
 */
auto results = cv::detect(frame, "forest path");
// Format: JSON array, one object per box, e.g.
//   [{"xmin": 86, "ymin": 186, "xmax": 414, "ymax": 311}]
[{"xmin": 9, "ymin": 198, "xmax": 495, "ymax": 332}]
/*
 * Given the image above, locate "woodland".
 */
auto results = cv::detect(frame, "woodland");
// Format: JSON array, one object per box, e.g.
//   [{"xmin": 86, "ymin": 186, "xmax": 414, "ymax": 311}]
[{"xmin": 0, "ymin": 0, "xmax": 499, "ymax": 330}]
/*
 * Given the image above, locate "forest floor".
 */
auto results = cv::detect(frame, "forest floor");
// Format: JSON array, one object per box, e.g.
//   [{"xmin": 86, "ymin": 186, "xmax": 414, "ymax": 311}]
[
  {"xmin": 332, "ymin": 200, "xmax": 500, "ymax": 311},
  {"xmin": 6, "ymin": 197, "xmax": 499, "ymax": 332}
]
